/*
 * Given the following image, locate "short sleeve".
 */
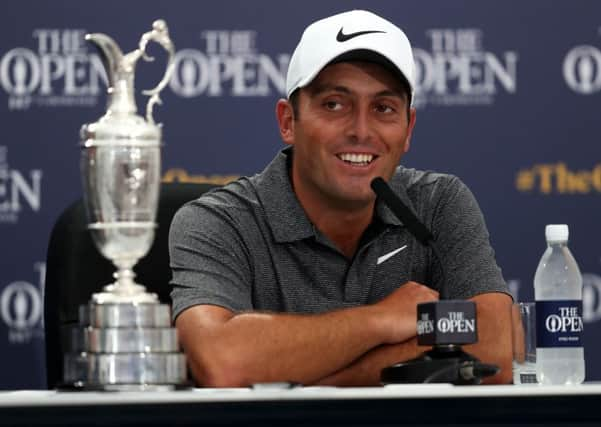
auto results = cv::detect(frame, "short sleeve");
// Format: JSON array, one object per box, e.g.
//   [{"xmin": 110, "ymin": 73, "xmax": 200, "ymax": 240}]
[{"xmin": 168, "ymin": 199, "xmax": 253, "ymax": 321}]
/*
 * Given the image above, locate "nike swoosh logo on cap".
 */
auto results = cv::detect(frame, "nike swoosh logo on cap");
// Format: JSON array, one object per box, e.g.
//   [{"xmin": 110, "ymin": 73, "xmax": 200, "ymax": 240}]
[
  {"xmin": 377, "ymin": 245, "xmax": 408, "ymax": 265},
  {"xmin": 336, "ymin": 28, "xmax": 386, "ymax": 42}
]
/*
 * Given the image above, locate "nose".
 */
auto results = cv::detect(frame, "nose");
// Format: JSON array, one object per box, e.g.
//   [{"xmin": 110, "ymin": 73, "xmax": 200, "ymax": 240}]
[{"xmin": 347, "ymin": 104, "xmax": 373, "ymax": 143}]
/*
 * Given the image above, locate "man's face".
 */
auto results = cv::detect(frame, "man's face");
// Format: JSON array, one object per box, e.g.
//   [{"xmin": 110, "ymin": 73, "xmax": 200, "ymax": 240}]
[{"xmin": 277, "ymin": 61, "xmax": 416, "ymax": 211}]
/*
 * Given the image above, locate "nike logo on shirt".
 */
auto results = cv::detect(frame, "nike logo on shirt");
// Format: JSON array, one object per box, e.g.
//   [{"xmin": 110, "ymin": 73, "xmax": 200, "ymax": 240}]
[
  {"xmin": 336, "ymin": 28, "xmax": 386, "ymax": 42},
  {"xmin": 377, "ymin": 245, "xmax": 408, "ymax": 265}
]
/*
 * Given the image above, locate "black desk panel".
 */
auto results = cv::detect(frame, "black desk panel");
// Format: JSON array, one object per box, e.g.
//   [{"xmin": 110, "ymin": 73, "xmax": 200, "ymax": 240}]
[{"xmin": 1, "ymin": 386, "xmax": 600, "ymax": 426}]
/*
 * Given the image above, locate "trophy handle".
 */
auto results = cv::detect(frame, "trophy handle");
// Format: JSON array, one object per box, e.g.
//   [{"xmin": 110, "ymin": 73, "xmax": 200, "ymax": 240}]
[
  {"xmin": 137, "ymin": 19, "xmax": 176, "ymax": 124},
  {"xmin": 85, "ymin": 33, "xmax": 124, "ymax": 90}
]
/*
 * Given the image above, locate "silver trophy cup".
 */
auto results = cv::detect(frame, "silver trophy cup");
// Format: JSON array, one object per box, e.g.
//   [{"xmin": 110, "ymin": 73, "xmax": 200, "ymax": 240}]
[{"xmin": 64, "ymin": 20, "xmax": 187, "ymax": 390}]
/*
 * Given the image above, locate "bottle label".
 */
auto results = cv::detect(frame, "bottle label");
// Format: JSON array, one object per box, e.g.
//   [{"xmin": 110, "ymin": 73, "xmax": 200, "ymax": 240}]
[{"xmin": 535, "ymin": 300, "xmax": 583, "ymax": 348}]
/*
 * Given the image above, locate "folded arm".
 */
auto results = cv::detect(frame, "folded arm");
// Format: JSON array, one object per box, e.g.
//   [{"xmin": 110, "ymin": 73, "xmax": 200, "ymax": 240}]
[
  {"xmin": 314, "ymin": 292, "xmax": 513, "ymax": 386},
  {"xmin": 176, "ymin": 281, "xmax": 437, "ymax": 387},
  {"xmin": 314, "ymin": 338, "xmax": 423, "ymax": 386}
]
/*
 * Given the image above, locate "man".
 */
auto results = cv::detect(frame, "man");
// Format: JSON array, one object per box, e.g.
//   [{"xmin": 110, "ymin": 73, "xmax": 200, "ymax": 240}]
[{"xmin": 169, "ymin": 10, "xmax": 512, "ymax": 387}]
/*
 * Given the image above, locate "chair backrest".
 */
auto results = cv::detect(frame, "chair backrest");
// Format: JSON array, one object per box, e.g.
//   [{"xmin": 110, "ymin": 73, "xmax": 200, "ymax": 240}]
[{"xmin": 43, "ymin": 182, "xmax": 217, "ymax": 389}]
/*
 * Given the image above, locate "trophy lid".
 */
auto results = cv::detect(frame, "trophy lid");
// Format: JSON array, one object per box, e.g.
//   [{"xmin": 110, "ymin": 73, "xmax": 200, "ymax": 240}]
[{"xmin": 80, "ymin": 20, "xmax": 174, "ymax": 147}]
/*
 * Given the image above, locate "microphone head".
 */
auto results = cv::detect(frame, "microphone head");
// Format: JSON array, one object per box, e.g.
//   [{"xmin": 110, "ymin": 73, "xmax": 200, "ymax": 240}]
[{"xmin": 370, "ymin": 177, "xmax": 387, "ymax": 194}]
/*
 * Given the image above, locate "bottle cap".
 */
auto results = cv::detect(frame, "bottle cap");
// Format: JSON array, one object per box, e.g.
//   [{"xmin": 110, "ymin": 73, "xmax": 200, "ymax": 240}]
[{"xmin": 545, "ymin": 224, "xmax": 569, "ymax": 242}]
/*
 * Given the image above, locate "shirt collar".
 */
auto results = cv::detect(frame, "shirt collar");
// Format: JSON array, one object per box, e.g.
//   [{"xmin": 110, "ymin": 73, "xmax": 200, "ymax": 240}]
[{"xmin": 255, "ymin": 148, "xmax": 316, "ymax": 243}]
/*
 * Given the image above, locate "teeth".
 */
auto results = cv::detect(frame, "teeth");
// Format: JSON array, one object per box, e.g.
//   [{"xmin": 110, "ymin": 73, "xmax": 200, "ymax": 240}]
[{"xmin": 338, "ymin": 153, "xmax": 374, "ymax": 165}]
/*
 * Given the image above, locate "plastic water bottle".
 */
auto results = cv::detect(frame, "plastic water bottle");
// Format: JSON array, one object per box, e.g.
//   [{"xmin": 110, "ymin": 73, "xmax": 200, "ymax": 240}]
[{"xmin": 534, "ymin": 224, "xmax": 585, "ymax": 385}]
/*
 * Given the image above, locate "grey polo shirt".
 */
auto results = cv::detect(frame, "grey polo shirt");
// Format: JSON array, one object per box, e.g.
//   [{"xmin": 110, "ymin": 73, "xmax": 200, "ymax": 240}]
[{"xmin": 169, "ymin": 148, "xmax": 507, "ymax": 319}]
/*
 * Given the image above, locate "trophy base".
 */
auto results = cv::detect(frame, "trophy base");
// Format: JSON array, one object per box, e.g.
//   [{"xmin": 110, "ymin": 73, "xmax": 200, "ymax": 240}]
[
  {"xmin": 57, "ymin": 382, "xmax": 193, "ymax": 392},
  {"xmin": 63, "ymin": 352, "xmax": 188, "ymax": 388},
  {"xmin": 92, "ymin": 286, "xmax": 159, "ymax": 305},
  {"xmin": 88, "ymin": 302, "xmax": 171, "ymax": 328},
  {"xmin": 62, "ymin": 299, "xmax": 188, "ymax": 390},
  {"xmin": 88, "ymin": 352, "xmax": 187, "ymax": 385}
]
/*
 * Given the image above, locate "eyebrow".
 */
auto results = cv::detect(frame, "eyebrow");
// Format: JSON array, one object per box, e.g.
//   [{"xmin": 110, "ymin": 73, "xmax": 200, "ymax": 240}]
[
  {"xmin": 308, "ymin": 84, "xmax": 407, "ymax": 101},
  {"xmin": 308, "ymin": 84, "xmax": 350, "ymax": 96}
]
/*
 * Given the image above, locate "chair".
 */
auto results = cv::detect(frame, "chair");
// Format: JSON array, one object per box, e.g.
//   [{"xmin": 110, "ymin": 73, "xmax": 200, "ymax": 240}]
[{"xmin": 43, "ymin": 182, "xmax": 217, "ymax": 389}]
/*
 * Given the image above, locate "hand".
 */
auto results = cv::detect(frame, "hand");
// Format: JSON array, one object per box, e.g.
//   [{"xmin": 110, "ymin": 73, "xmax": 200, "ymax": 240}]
[{"xmin": 374, "ymin": 281, "xmax": 439, "ymax": 344}]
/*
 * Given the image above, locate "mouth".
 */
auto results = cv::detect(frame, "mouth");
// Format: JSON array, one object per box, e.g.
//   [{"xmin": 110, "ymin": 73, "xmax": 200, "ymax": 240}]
[{"xmin": 336, "ymin": 152, "xmax": 377, "ymax": 166}]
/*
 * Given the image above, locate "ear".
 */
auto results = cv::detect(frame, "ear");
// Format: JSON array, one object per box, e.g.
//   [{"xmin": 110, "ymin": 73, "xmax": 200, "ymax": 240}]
[
  {"xmin": 403, "ymin": 108, "xmax": 417, "ymax": 153},
  {"xmin": 275, "ymin": 99, "xmax": 295, "ymax": 146}
]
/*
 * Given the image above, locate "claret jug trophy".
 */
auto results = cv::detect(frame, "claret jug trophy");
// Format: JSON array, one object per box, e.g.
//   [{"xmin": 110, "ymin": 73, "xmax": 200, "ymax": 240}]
[{"xmin": 63, "ymin": 20, "xmax": 187, "ymax": 390}]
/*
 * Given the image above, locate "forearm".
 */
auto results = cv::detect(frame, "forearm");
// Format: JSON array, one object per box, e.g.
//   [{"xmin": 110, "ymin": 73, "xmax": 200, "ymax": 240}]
[
  {"xmin": 315, "ymin": 293, "xmax": 514, "ymax": 386},
  {"xmin": 314, "ymin": 337, "xmax": 424, "ymax": 386},
  {"xmin": 178, "ymin": 304, "xmax": 396, "ymax": 387},
  {"xmin": 177, "ymin": 282, "xmax": 438, "ymax": 387},
  {"xmin": 464, "ymin": 293, "xmax": 513, "ymax": 384}
]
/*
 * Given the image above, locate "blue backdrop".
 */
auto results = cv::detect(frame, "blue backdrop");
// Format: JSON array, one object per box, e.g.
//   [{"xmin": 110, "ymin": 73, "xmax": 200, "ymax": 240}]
[{"xmin": 1, "ymin": 0, "xmax": 600, "ymax": 389}]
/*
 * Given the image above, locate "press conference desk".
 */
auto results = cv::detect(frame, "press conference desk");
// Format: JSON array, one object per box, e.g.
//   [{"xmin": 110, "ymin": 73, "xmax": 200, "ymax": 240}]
[{"xmin": 2, "ymin": 384, "xmax": 601, "ymax": 426}]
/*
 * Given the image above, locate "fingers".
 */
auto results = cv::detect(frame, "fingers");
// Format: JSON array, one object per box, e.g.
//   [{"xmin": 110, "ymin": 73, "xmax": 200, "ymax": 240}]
[{"xmin": 394, "ymin": 281, "xmax": 439, "ymax": 303}]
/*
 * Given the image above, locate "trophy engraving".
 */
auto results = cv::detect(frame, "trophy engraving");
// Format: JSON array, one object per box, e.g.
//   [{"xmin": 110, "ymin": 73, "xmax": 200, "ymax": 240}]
[{"xmin": 63, "ymin": 20, "xmax": 187, "ymax": 390}]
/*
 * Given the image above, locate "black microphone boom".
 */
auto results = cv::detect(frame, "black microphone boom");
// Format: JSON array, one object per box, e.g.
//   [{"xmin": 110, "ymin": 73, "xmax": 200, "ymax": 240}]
[
  {"xmin": 371, "ymin": 177, "xmax": 448, "ymax": 299},
  {"xmin": 370, "ymin": 177, "xmax": 433, "ymax": 246}
]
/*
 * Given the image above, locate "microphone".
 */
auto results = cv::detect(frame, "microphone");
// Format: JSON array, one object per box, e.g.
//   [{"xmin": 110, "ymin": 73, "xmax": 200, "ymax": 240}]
[
  {"xmin": 370, "ymin": 177, "xmax": 433, "ymax": 246},
  {"xmin": 370, "ymin": 177, "xmax": 499, "ymax": 385},
  {"xmin": 371, "ymin": 177, "xmax": 447, "ymax": 299}
]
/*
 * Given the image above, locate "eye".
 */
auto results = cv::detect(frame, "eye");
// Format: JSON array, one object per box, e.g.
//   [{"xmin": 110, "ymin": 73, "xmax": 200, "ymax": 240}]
[
  {"xmin": 374, "ymin": 103, "xmax": 395, "ymax": 114},
  {"xmin": 323, "ymin": 100, "xmax": 343, "ymax": 111}
]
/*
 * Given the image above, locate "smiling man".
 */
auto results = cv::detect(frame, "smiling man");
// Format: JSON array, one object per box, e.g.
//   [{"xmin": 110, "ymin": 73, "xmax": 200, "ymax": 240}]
[{"xmin": 169, "ymin": 10, "xmax": 512, "ymax": 387}]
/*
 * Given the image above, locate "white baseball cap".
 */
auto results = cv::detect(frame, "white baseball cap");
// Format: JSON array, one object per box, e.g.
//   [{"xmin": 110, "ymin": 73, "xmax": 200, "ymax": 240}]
[{"xmin": 286, "ymin": 10, "xmax": 416, "ymax": 101}]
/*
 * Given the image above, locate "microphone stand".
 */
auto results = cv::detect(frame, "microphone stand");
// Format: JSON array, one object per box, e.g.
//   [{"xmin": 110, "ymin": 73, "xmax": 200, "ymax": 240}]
[{"xmin": 371, "ymin": 177, "xmax": 499, "ymax": 385}]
